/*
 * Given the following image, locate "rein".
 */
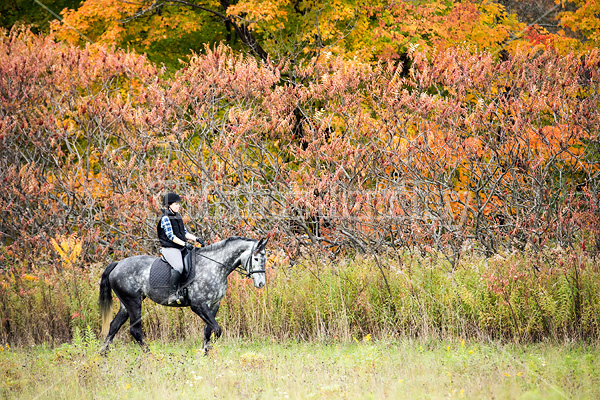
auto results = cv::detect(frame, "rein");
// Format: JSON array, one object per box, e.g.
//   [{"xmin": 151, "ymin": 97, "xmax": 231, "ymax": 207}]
[{"xmin": 193, "ymin": 244, "xmax": 265, "ymax": 279}]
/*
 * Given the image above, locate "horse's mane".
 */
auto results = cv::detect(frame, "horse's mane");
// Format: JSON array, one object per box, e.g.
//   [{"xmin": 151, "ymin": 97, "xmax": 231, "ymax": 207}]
[{"xmin": 194, "ymin": 236, "xmax": 255, "ymax": 253}]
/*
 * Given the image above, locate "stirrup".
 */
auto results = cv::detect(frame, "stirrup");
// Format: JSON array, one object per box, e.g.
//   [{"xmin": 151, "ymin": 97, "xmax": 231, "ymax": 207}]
[{"xmin": 168, "ymin": 292, "xmax": 182, "ymax": 305}]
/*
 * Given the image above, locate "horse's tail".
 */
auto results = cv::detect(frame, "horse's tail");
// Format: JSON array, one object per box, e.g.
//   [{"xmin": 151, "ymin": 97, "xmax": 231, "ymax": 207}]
[{"xmin": 99, "ymin": 262, "xmax": 118, "ymax": 337}]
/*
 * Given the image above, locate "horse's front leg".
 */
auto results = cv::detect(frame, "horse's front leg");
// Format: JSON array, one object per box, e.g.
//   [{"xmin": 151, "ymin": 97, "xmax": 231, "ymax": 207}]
[
  {"xmin": 202, "ymin": 324, "xmax": 212, "ymax": 354},
  {"xmin": 191, "ymin": 304, "xmax": 220, "ymax": 355}
]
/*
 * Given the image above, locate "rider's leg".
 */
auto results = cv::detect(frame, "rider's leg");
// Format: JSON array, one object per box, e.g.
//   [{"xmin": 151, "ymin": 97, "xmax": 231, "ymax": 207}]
[
  {"xmin": 160, "ymin": 248, "xmax": 184, "ymax": 304},
  {"xmin": 169, "ymin": 270, "xmax": 183, "ymax": 304}
]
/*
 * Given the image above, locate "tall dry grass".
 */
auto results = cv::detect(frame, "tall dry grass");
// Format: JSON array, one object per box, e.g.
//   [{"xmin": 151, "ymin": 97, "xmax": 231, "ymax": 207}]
[
  {"xmin": 1, "ymin": 248, "xmax": 598, "ymax": 345},
  {"xmin": 221, "ymin": 249, "xmax": 600, "ymax": 343}
]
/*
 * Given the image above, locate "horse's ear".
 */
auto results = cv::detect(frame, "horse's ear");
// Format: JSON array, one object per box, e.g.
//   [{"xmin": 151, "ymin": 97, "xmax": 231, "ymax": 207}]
[
  {"xmin": 253, "ymin": 238, "xmax": 263, "ymax": 255},
  {"xmin": 254, "ymin": 237, "xmax": 269, "ymax": 254}
]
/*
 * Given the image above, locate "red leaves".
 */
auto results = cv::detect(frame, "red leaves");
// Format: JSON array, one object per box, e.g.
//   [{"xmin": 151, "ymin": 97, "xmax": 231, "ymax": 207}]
[{"xmin": 1, "ymin": 28, "xmax": 599, "ymax": 268}]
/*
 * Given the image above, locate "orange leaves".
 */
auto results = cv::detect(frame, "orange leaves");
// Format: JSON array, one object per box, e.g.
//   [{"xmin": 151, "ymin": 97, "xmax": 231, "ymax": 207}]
[
  {"xmin": 519, "ymin": 124, "xmax": 594, "ymax": 174},
  {"xmin": 2, "ymin": 27, "xmax": 600, "ymax": 265},
  {"xmin": 367, "ymin": 0, "xmax": 525, "ymax": 61},
  {"xmin": 54, "ymin": 0, "xmax": 139, "ymax": 45}
]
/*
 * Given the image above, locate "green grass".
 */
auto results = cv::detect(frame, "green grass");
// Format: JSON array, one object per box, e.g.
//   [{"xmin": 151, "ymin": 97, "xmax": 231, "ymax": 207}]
[{"xmin": 1, "ymin": 337, "xmax": 599, "ymax": 399}]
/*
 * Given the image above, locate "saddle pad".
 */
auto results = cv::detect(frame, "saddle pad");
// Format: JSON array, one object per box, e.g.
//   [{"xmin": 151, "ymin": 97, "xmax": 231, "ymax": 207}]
[
  {"xmin": 148, "ymin": 255, "xmax": 197, "ymax": 294},
  {"xmin": 149, "ymin": 258, "xmax": 171, "ymax": 294}
]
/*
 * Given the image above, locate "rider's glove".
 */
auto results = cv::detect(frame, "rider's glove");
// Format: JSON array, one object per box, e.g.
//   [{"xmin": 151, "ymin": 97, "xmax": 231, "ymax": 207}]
[
  {"xmin": 185, "ymin": 242, "xmax": 194, "ymax": 250},
  {"xmin": 196, "ymin": 237, "xmax": 206, "ymax": 247}
]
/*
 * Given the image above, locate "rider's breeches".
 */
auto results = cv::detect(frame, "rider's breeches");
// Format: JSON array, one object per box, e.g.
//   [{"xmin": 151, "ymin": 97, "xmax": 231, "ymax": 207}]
[{"xmin": 161, "ymin": 247, "xmax": 184, "ymax": 273}]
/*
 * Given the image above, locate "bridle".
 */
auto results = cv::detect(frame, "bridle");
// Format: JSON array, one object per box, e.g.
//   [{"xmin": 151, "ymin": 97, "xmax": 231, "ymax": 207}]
[
  {"xmin": 237, "ymin": 242, "xmax": 266, "ymax": 278},
  {"xmin": 193, "ymin": 242, "xmax": 265, "ymax": 279}
]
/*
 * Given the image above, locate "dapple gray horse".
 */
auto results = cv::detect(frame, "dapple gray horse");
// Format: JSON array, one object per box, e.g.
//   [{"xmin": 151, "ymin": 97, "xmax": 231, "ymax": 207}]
[{"xmin": 99, "ymin": 236, "xmax": 268, "ymax": 354}]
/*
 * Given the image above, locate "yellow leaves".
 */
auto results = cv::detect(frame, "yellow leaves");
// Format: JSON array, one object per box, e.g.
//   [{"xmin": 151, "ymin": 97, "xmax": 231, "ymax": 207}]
[
  {"xmin": 558, "ymin": 0, "xmax": 600, "ymax": 49},
  {"xmin": 353, "ymin": 333, "xmax": 372, "ymax": 343},
  {"xmin": 54, "ymin": 0, "xmax": 224, "ymax": 67},
  {"xmin": 23, "ymin": 274, "xmax": 38, "ymax": 282},
  {"xmin": 55, "ymin": 0, "xmax": 138, "ymax": 45},
  {"xmin": 227, "ymin": 0, "xmax": 289, "ymax": 31},
  {"xmin": 239, "ymin": 351, "xmax": 269, "ymax": 368},
  {"xmin": 141, "ymin": 11, "xmax": 201, "ymax": 47},
  {"xmin": 51, "ymin": 234, "xmax": 83, "ymax": 267}
]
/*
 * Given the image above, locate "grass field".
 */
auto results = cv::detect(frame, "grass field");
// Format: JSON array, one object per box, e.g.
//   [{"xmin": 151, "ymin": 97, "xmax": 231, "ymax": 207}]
[
  {"xmin": 1, "ymin": 336, "xmax": 598, "ymax": 399},
  {"xmin": 2, "ymin": 251, "xmax": 599, "ymax": 399}
]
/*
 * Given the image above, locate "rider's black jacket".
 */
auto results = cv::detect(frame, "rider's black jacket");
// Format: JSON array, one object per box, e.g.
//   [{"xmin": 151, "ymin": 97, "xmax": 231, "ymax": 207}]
[{"xmin": 157, "ymin": 209, "xmax": 187, "ymax": 249}]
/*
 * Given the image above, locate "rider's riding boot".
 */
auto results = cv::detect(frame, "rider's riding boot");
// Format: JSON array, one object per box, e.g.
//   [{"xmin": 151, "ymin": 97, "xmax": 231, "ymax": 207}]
[{"xmin": 168, "ymin": 270, "xmax": 183, "ymax": 305}]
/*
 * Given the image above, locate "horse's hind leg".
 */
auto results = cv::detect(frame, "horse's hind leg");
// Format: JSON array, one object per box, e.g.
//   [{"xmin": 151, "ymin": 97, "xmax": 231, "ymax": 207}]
[
  {"xmin": 102, "ymin": 305, "xmax": 129, "ymax": 354},
  {"xmin": 122, "ymin": 297, "xmax": 148, "ymax": 352}
]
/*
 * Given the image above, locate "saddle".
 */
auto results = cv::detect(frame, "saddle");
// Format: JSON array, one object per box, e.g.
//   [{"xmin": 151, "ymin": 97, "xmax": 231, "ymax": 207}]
[{"xmin": 148, "ymin": 249, "xmax": 196, "ymax": 306}]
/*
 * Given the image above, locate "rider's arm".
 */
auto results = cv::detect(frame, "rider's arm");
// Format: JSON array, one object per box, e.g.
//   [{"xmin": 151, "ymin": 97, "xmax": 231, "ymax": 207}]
[
  {"xmin": 183, "ymin": 225, "xmax": 204, "ymax": 243},
  {"xmin": 185, "ymin": 233, "xmax": 197, "ymax": 242},
  {"xmin": 185, "ymin": 232, "xmax": 206, "ymax": 246}
]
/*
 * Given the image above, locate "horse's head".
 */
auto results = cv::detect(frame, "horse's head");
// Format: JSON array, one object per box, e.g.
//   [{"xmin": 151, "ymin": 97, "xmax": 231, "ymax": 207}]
[{"xmin": 244, "ymin": 237, "xmax": 268, "ymax": 289}]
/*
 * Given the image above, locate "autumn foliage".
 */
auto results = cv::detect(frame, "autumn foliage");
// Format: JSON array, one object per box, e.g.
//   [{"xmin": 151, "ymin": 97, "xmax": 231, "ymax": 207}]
[
  {"xmin": 51, "ymin": 0, "xmax": 527, "ymax": 65},
  {"xmin": 0, "ymin": 20, "xmax": 599, "ymax": 344},
  {"xmin": 0, "ymin": 27, "xmax": 599, "ymax": 268}
]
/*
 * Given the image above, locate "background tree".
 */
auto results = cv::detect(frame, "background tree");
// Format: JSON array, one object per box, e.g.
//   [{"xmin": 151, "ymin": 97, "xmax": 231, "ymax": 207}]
[
  {"xmin": 51, "ymin": 0, "xmax": 238, "ymax": 68},
  {"xmin": 497, "ymin": 0, "xmax": 565, "ymax": 33},
  {"xmin": 5, "ymin": 1, "xmax": 599, "ymax": 67},
  {"xmin": 558, "ymin": 0, "xmax": 600, "ymax": 49},
  {"xmin": 0, "ymin": 0, "xmax": 80, "ymax": 33},
  {"xmin": 50, "ymin": 0, "xmax": 534, "ymax": 67}
]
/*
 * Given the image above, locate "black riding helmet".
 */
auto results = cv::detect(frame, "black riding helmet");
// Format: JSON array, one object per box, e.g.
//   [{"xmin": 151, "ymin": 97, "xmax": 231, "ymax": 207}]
[{"xmin": 163, "ymin": 192, "xmax": 182, "ymax": 206}]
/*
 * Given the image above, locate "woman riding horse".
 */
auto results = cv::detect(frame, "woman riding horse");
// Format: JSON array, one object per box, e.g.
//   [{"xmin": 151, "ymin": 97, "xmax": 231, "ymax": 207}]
[
  {"xmin": 100, "ymin": 236, "xmax": 268, "ymax": 354},
  {"xmin": 157, "ymin": 192, "xmax": 206, "ymax": 304}
]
